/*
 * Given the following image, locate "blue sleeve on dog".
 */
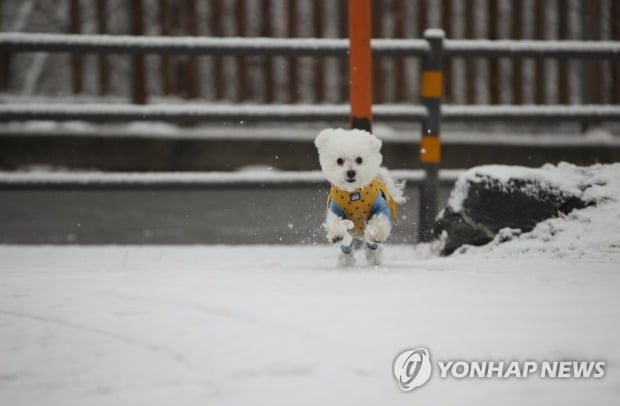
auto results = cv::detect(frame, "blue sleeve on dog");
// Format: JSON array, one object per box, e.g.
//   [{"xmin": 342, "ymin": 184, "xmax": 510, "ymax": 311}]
[
  {"xmin": 370, "ymin": 192, "xmax": 391, "ymax": 218},
  {"xmin": 329, "ymin": 200, "xmax": 345, "ymax": 218}
]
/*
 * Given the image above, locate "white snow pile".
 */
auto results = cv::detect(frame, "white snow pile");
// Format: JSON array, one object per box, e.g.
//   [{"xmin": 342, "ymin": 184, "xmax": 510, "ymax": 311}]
[{"xmin": 444, "ymin": 162, "xmax": 620, "ymax": 260}]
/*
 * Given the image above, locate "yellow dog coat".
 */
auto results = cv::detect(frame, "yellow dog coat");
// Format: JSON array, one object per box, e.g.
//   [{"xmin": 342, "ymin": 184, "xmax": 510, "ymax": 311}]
[{"xmin": 327, "ymin": 177, "xmax": 398, "ymax": 237}]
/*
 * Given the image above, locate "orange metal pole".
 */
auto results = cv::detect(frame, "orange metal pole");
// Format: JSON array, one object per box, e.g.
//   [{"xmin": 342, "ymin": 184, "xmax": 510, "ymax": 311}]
[{"xmin": 348, "ymin": 0, "xmax": 372, "ymax": 132}]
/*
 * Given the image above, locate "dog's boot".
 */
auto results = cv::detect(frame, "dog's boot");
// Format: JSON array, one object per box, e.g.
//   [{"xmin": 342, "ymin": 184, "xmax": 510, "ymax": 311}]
[
  {"xmin": 340, "ymin": 242, "xmax": 353, "ymax": 254},
  {"xmin": 365, "ymin": 243, "xmax": 383, "ymax": 266},
  {"xmin": 338, "ymin": 245, "xmax": 356, "ymax": 268}
]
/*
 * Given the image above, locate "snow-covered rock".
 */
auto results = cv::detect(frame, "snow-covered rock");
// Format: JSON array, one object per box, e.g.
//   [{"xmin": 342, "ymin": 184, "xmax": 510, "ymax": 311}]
[{"xmin": 435, "ymin": 162, "xmax": 620, "ymax": 256}]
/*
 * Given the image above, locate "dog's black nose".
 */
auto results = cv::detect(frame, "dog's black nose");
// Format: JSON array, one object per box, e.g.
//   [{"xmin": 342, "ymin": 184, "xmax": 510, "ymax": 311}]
[{"xmin": 346, "ymin": 170, "xmax": 356, "ymax": 178}]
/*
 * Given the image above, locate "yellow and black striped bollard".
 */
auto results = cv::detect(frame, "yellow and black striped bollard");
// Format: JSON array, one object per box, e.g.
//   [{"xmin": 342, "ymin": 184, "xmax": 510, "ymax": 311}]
[{"xmin": 419, "ymin": 29, "xmax": 444, "ymax": 242}]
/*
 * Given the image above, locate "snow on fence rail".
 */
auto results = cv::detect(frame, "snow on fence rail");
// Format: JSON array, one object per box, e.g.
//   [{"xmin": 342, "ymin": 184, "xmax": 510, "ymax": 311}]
[
  {"xmin": 0, "ymin": 170, "xmax": 461, "ymax": 190},
  {"xmin": 0, "ymin": 33, "xmax": 424, "ymax": 57},
  {"xmin": 441, "ymin": 105, "xmax": 620, "ymax": 122},
  {"xmin": 1, "ymin": 103, "xmax": 620, "ymax": 123},
  {"xmin": 0, "ymin": 103, "xmax": 370, "ymax": 123},
  {"xmin": 444, "ymin": 39, "xmax": 620, "ymax": 58},
  {"xmin": 1, "ymin": 33, "xmax": 620, "ymax": 58}
]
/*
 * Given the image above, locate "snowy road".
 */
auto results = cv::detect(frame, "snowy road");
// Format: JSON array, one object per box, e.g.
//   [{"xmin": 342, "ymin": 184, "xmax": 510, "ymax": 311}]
[
  {"xmin": 0, "ymin": 186, "xmax": 451, "ymax": 244},
  {"xmin": 1, "ymin": 244, "xmax": 619, "ymax": 405}
]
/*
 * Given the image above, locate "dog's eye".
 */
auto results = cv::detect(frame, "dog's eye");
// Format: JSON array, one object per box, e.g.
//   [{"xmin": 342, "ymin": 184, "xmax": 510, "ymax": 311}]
[
  {"xmin": 336, "ymin": 158, "xmax": 344, "ymax": 166},
  {"xmin": 356, "ymin": 157, "xmax": 363, "ymax": 164}
]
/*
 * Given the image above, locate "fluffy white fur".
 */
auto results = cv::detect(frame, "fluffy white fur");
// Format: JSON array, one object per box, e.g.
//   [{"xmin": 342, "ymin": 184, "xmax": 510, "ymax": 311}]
[
  {"xmin": 322, "ymin": 211, "xmax": 354, "ymax": 246},
  {"xmin": 364, "ymin": 213, "xmax": 392, "ymax": 244},
  {"xmin": 314, "ymin": 128, "xmax": 406, "ymax": 266}
]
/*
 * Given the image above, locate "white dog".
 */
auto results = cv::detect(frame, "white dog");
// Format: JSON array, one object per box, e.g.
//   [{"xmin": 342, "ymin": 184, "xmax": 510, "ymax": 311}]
[{"xmin": 314, "ymin": 128, "xmax": 406, "ymax": 266}]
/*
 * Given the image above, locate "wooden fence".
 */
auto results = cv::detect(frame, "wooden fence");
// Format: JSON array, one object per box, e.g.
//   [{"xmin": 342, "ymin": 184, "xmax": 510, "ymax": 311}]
[{"xmin": 2, "ymin": 0, "xmax": 619, "ymax": 105}]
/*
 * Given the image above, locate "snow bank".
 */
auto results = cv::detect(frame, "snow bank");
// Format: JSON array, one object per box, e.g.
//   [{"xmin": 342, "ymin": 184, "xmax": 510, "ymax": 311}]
[
  {"xmin": 446, "ymin": 163, "xmax": 590, "ymax": 212},
  {"xmin": 444, "ymin": 162, "xmax": 620, "ymax": 260}
]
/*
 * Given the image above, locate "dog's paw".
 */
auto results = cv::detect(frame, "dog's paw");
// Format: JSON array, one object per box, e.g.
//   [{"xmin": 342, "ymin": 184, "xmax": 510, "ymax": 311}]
[
  {"xmin": 338, "ymin": 250, "xmax": 356, "ymax": 268},
  {"xmin": 364, "ymin": 214, "xmax": 392, "ymax": 245},
  {"xmin": 365, "ymin": 244, "xmax": 383, "ymax": 266},
  {"xmin": 326, "ymin": 218, "xmax": 354, "ymax": 245},
  {"xmin": 328, "ymin": 230, "xmax": 353, "ymax": 246}
]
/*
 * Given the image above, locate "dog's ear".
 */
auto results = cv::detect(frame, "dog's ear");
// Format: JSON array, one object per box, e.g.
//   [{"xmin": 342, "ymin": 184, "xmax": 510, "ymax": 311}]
[
  {"xmin": 314, "ymin": 129, "xmax": 332, "ymax": 151},
  {"xmin": 368, "ymin": 135, "xmax": 382, "ymax": 152}
]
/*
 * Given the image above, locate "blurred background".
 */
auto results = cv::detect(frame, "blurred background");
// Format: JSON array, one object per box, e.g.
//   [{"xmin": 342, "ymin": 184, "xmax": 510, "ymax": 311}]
[
  {"xmin": 1, "ymin": 0, "xmax": 619, "ymax": 105},
  {"xmin": 0, "ymin": 0, "xmax": 619, "ymax": 245}
]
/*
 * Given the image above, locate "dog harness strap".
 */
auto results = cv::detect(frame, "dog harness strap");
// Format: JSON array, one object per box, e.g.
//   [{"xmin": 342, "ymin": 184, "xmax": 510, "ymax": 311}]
[{"xmin": 327, "ymin": 178, "xmax": 398, "ymax": 236}]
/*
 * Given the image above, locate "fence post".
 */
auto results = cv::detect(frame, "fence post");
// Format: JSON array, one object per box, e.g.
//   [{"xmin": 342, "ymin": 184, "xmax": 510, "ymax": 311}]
[
  {"xmin": 418, "ymin": 28, "xmax": 444, "ymax": 242},
  {"xmin": 69, "ymin": 0, "xmax": 83, "ymax": 94},
  {"xmin": 95, "ymin": 0, "xmax": 109, "ymax": 95},
  {"xmin": 348, "ymin": 0, "xmax": 372, "ymax": 132},
  {"xmin": 130, "ymin": 0, "xmax": 146, "ymax": 104}
]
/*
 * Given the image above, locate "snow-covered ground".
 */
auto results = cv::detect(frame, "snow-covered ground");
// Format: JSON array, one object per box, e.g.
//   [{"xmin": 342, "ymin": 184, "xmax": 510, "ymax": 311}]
[
  {"xmin": 1, "ymin": 249, "xmax": 619, "ymax": 405},
  {"xmin": 1, "ymin": 163, "xmax": 619, "ymax": 405}
]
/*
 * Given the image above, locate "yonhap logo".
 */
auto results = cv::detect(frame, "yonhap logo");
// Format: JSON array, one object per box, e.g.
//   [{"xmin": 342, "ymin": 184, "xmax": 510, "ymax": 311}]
[
  {"xmin": 393, "ymin": 346, "xmax": 606, "ymax": 392},
  {"xmin": 393, "ymin": 347, "xmax": 432, "ymax": 391}
]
